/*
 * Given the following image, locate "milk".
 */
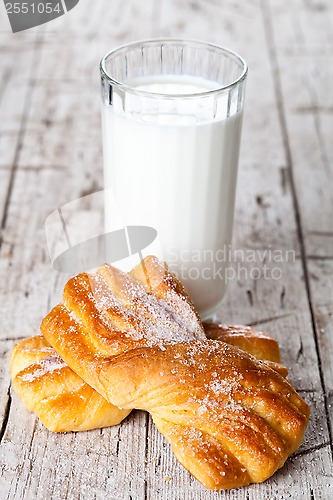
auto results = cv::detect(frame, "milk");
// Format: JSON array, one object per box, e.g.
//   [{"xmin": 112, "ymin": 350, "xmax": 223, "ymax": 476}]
[{"xmin": 102, "ymin": 75, "xmax": 243, "ymax": 318}]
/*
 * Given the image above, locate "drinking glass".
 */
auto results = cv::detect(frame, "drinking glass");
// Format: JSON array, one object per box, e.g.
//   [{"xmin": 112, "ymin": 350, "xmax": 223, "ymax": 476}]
[{"xmin": 100, "ymin": 39, "xmax": 247, "ymax": 319}]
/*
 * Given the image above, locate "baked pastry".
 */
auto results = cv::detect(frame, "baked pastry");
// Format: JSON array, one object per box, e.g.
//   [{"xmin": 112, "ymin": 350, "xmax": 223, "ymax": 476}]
[
  {"xmin": 204, "ymin": 322, "xmax": 288, "ymax": 377},
  {"xmin": 131, "ymin": 257, "xmax": 288, "ymax": 376},
  {"xmin": 10, "ymin": 323, "xmax": 286, "ymax": 433},
  {"xmin": 10, "ymin": 256, "xmax": 285, "ymax": 433},
  {"xmin": 10, "ymin": 256, "xmax": 205, "ymax": 432},
  {"xmin": 41, "ymin": 256, "xmax": 310, "ymax": 490},
  {"xmin": 10, "ymin": 335, "xmax": 130, "ymax": 432},
  {"xmin": 204, "ymin": 323, "xmax": 281, "ymax": 362}
]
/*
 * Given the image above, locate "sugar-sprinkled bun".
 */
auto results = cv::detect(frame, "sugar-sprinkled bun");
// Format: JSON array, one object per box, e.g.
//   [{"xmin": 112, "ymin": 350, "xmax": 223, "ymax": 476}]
[{"xmin": 40, "ymin": 256, "xmax": 309, "ymax": 490}]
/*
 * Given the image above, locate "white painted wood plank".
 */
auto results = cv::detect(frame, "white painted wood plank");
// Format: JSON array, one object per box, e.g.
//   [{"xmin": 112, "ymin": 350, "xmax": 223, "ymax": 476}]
[
  {"xmin": 285, "ymin": 112, "xmax": 333, "ymax": 244},
  {"xmin": 0, "ymin": 33, "xmax": 39, "ymax": 133},
  {"xmin": 266, "ymin": 0, "xmax": 333, "ymax": 458},
  {"xmin": 307, "ymin": 259, "xmax": 333, "ymax": 438},
  {"xmin": 266, "ymin": 0, "xmax": 333, "ymax": 245},
  {"xmin": 0, "ymin": 31, "xmax": 40, "ymax": 221},
  {"xmin": 9, "ymin": 411, "xmax": 147, "ymax": 500},
  {"xmin": 0, "ymin": 338, "xmax": 147, "ymax": 500}
]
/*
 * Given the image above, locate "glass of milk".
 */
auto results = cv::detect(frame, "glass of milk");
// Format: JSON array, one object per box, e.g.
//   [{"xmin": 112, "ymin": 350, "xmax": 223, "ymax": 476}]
[{"xmin": 100, "ymin": 39, "xmax": 247, "ymax": 319}]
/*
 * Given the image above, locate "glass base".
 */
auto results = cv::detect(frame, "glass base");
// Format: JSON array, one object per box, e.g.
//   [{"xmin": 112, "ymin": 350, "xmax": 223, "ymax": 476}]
[{"xmin": 199, "ymin": 294, "xmax": 226, "ymax": 322}]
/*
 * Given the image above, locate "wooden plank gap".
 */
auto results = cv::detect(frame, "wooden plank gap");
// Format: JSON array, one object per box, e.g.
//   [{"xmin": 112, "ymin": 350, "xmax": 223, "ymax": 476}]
[
  {"xmin": 292, "ymin": 15, "xmax": 332, "ymax": 178},
  {"xmin": 115, "ymin": 425, "xmax": 121, "ymax": 458},
  {"xmin": 294, "ymin": 106, "xmax": 333, "ymax": 114},
  {"xmin": 308, "ymin": 231, "xmax": 333, "ymax": 237},
  {"xmin": 247, "ymin": 312, "xmax": 294, "ymax": 327},
  {"xmin": 306, "ymin": 255, "xmax": 333, "ymax": 261},
  {"xmin": 291, "ymin": 441, "xmax": 331, "ymax": 460},
  {"xmin": 0, "ymin": 336, "xmax": 27, "ymax": 343},
  {"xmin": 0, "ymin": 67, "xmax": 12, "ymax": 109},
  {"xmin": 144, "ymin": 412, "xmax": 149, "ymax": 500},
  {"xmin": 262, "ymin": 0, "xmax": 333, "ymax": 458},
  {"xmin": 0, "ymin": 385, "xmax": 11, "ymax": 444}
]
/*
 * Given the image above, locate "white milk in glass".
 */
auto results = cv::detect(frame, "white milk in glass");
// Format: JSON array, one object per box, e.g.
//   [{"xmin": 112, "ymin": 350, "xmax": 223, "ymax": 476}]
[{"xmin": 102, "ymin": 75, "xmax": 243, "ymax": 318}]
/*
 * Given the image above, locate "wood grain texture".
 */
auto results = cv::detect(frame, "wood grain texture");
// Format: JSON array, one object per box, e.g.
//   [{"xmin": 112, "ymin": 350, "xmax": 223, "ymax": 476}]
[
  {"xmin": 264, "ymin": 0, "xmax": 333, "ymax": 459},
  {"xmin": 0, "ymin": 0, "xmax": 332, "ymax": 498}
]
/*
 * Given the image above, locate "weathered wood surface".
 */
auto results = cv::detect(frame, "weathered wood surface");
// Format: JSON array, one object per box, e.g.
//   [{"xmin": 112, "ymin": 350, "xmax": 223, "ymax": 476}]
[{"xmin": 0, "ymin": 0, "xmax": 332, "ymax": 498}]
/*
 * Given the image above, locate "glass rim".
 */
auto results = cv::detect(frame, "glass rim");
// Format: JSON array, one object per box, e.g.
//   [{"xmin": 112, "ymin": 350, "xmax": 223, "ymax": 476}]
[{"xmin": 100, "ymin": 38, "xmax": 248, "ymax": 99}]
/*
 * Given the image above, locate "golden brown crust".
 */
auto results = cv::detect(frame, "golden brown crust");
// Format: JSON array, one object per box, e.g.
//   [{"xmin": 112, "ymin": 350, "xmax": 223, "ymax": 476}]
[
  {"xmin": 41, "ymin": 257, "xmax": 310, "ymax": 490},
  {"xmin": 10, "ymin": 323, "xmax": 287, "ymax": 433},
  {"xmin": 204, "ymin": 323, "xmax": 281, "ymax": 362},
  {"xmin": 153, "ymin": 417, "xmax": 251, "ymax": 489},
  {"xmin": 204, "ymin": 323, "xmax": 288, "ymax": 377},
  {"xmin": 10, "ymin": 336, "xmax": 130, "ymax": 432},
  {"xmin": 9, "ymin": 257, "xmax": 206, "ymax": 433}
]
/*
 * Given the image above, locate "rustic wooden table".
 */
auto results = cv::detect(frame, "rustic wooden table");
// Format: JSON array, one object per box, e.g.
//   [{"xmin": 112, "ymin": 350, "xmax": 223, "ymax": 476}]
[{"xmin": 0, "ymin": 0, "xmax": 332, "ymax": 498}]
